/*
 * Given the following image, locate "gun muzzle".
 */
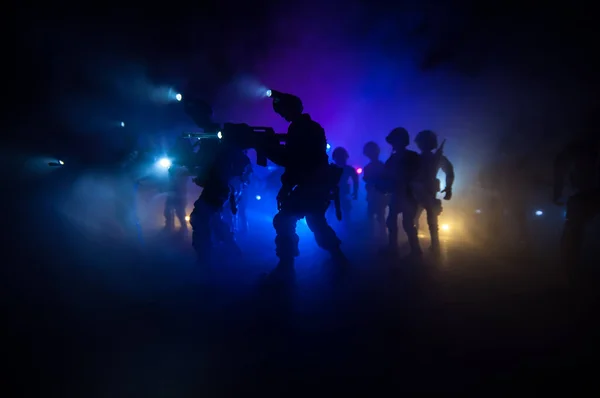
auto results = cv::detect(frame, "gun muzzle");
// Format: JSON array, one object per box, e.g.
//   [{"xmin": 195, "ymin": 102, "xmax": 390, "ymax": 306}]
[{"xmin": 182, "ymin": 132, "xmax": 221, "ymax": 140}]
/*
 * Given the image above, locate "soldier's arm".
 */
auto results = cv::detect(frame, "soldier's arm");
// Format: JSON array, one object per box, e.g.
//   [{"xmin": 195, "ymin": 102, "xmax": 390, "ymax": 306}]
[{"xmin": 441, "ymin": 156, "xmax": 455, "ymax": 189}]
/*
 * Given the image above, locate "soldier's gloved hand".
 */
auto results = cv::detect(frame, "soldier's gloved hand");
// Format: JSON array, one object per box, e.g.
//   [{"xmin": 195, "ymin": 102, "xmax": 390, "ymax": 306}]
[{"xmin": 442, "ymin": 188, "xmax": 452, "ymax": 200}]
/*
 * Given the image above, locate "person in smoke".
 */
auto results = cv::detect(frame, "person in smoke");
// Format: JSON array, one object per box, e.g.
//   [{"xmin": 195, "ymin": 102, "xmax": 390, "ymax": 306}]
[
  {"xmin": 164, "ymin": 167, "xmax": 190, "ymax": 232},
  {"xmin": 382, "ymin": 127, "xmax": 421, "ymax": 255},
  {"xmin": 331, "ymin": 146, "xmax": 359, "ymax": 222},
  {"xmin": 412, "ymin": 130, "xmax": 454, "ymax": 254},
  {"xmin": 553, "ymin": 128, "xmax": 600, "ymax": 266},
  {"xmin": 184, "ymin": 100, "xmax": 251, "ymax": 263},
  {"xmin": 362, "ymin": 141, "xmax": 388, "ymax": 237},
  {"xmin": 163, "ymin": 137, "xmax": 194, "ymax": 232},
  {"xmin": 265, "ymin": 92, "xmax": 345, "ymax": 271},
  {"xmin": 222, "ymin": 150, "xmax": 253, "ymax": 235}
]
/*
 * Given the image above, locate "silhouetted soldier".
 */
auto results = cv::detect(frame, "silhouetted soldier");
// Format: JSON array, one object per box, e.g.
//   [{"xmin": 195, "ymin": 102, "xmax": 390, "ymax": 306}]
[
  {"xmin": 363, "ymin": 141, "xmax": 388, "ymax": 237},
  {"xmin": 331, "ymin": 146, "xmax": 359, "ymax": 222},
  {"xmin": 183, "ymin": 99, "xmax": 251, "ymax": 263},
  {"xmin": 266, "ymin": 92, "xmax": 345, "ymax": 271},
  {"xmin": 413, "ymin": 130, "xmax": 454, "ymax": 254},
  {"xmin": 383, "ymin": 127, "xmax": 421, "ymax": 255},
  {"xmin": 222, "ymin": 150, "xmax": 253, "ymax": 235}
]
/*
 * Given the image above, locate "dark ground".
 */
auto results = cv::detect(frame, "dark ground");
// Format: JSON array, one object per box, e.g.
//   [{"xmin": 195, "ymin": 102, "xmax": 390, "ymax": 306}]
[{"xmin": 4, "ymin": 176, "xmax": 600, "ymax": 397}]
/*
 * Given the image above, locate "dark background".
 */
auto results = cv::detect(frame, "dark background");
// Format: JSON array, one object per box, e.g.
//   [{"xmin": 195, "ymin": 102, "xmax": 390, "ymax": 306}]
[{"xmin": 4, "ymin": 2, "xmax": 600, "ymax": 396}]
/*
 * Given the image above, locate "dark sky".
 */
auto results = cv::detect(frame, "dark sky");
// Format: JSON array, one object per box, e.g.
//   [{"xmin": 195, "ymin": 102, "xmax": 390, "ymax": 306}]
[{"xmin": 10, "ymin": 2, "xmax": 598, "ymax": 157}]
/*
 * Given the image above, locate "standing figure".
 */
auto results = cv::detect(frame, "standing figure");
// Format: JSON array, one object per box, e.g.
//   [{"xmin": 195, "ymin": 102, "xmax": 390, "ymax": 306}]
[
  {"xmin": 222, "ymin": 150, "xmax": 253, "ymax": 235},
  {"xmin": 383, "ymin": 127, "xmax": 421, "ymax": 255},
  {"xmin": 264, "ymin": 91, "xmax": 345, "ymax": 271},
  {"xmin": 189, "ymin": 138, "xmax": 250, "ymax": 262},
  {"xmin": 331, "ymin": 146, "xmax": 359, "ymax": 222},
  {"xmin": 412, "ymin": 130, "xmax": 454, "ymax": 253},
  {"xmin": 164, "ymin": 164, "xmax": 190, "ymax": 232},
  {"xmin": 553, "ymin": 130, "xmax": 600, "ymax": 265},
  {"xmin": 182, "ymin": 99, "xmax": 249, "ymax": 263},
  {"xmin": 362, "ymin": 141, "xmax": 388, "ymax": 237}
]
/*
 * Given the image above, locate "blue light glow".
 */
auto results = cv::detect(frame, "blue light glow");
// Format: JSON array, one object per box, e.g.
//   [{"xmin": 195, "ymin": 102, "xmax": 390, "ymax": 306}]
[
  {"xmin": 255, "ymin": 195, "xmax": 261, "ymax": 200},
  {"xmin": 120, "ymin": 121, "xmax": 125, "ymax": 127},
  {"xmin": 157, "ymin": 157, "xmax": 171, "ymax": 169},
  {"xmin": 326, "ymin": 143, "xmax": 331, "ymax": 151},
  {"xmin": 266, "ymin": 89, "xmax": 272, "ymax": 97},
  {"xmin": 356, "ymin": 167, "xmax": 363, "ymax": 174},
  {"xmin": 217, "ymin": 131, "xmax": 222, "ymax": 139},
  {"xmin": 175, "ymin": 93, "xmax": 182, "ymax": 101},
  {"xmin": 535, "ymin": 210, "xmax": 543, "ymax": 216}
]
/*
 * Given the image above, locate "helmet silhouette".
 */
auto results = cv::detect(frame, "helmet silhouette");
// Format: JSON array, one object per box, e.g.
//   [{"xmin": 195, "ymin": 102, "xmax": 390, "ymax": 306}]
[
  {"xmin": 332, "ymin": 147, "xmax": 350, "ymax": 163},
  {"xmin": 415, "ymin": 130, "xmax": 438, "ymax": 151},
  {"xmin": 386, "ymin": 127, "xmax": 410, "ymax": 148},
  {"xmin": 363, "ymin": 141, "xmax": 381, "ymax": 159}
]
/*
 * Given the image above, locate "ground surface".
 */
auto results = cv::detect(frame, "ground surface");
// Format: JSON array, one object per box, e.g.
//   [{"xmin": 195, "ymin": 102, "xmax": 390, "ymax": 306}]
[{"xmin": 5, "ymin": 177, "xmax": 600, "ymax": 396}]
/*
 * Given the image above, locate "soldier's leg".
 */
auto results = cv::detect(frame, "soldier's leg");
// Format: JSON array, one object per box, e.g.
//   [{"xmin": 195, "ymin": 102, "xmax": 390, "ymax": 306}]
[
  {"xmin": 426, "ymin": 199, "xmax": 441, "ymax": 251},
  {"xmin": 414, "ymin": 205, "xmax": 424, "ymax": 233},
  {"xmin": 211, "ymin": 211, "xmax": 241, "ymax": 254},
  {"xmin": 402, "ymin": 200, "xmax": 422, "ymax": 255},
  {"xmin": 164, "ymin": 195, "xmax": 175, "ymax": 229},
  {"xmin": 272, "ymin": 211, "xmax": 300, "ymax": 266},
  {"xmin": 377, "ymin": 194, "xmax": 390, "ymax": 237},
  {"xmin": 368, "ymin": 199, "xmax": 385, "ymax": 237},
  {"xmin": 189, "ymin": 198, "xmax": 215, "ymax": 262},
  {"xmin": 386, "ymin": 200, "xmax": 400, "ymax": 248},
  {"xmin": 305, "ymin": 213, "xmax": 342, "ymax": 255},
  {"xmin": 175, "ymin": 196, "xmax": 188, "ymax": 230}
]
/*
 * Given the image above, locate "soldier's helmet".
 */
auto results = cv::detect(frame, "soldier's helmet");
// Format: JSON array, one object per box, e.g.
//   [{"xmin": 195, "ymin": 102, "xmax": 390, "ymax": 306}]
[
  {"xmin": 363, "ymin": 141, "xmax": 381, "ymax": 159},
  {"xmin": 273, "ymin": 93, "xmax": 303, "ymax": 120},
  {"xmin": 415, "ymin": 130, "xmax": 439, "ymax": 151},
  {"xmin": 386, "ymin": 127, "xmax": 410, "ymax": 148},
  {"xmin": 332, "ymin": 147, "xmax": 350, "ymax": 163}
]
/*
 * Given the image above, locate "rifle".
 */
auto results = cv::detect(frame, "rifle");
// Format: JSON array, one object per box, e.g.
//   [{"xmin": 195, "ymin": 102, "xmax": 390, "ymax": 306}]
[{"xmin": 182, "ymin": 124, "xmax": 286, "ymax": 167}]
